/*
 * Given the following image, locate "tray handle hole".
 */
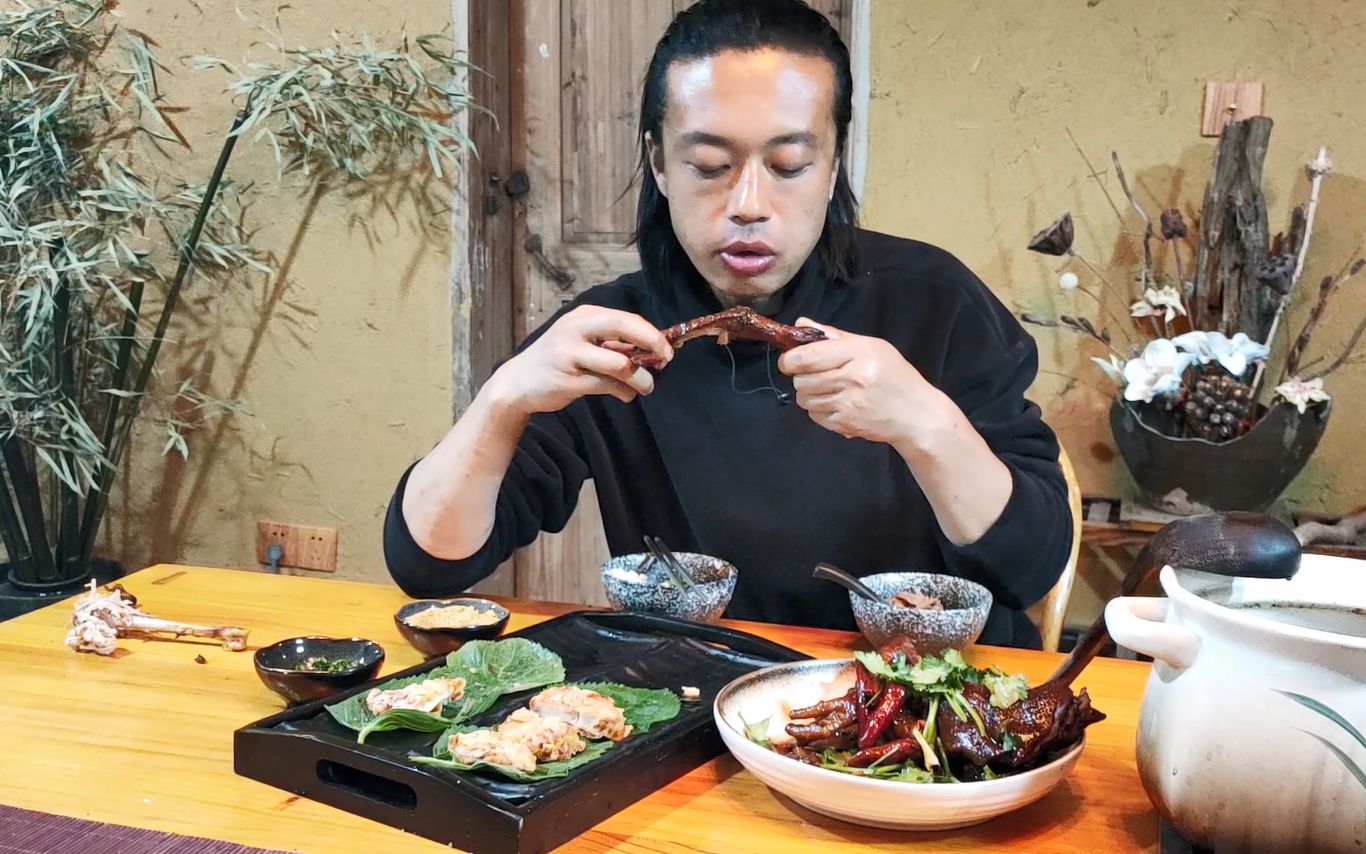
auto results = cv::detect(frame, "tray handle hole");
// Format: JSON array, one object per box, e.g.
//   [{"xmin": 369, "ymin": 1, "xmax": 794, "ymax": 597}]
[{"xmin": 316, "ymin": 759, "xmax": 418, "ymax": 811}]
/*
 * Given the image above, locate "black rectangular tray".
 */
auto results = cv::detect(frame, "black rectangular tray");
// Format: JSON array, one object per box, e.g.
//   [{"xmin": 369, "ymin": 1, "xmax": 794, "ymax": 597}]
[{"xmin": 234, "ymin": 610, "xmax": 808, "ymax": 854}]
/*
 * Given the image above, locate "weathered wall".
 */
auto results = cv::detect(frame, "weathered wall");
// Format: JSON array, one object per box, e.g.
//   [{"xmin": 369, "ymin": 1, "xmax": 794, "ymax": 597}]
[
  {"xmin": 98, "ymin": 1, "xmax": 1366, "ymax": 612},
  {"xmin": 101, "ymin": 1, "xmax": 458, "ymax": 582},
  {"xmin": 862, "ymin": 0, "xmax": 1366, "ymax": 623}
]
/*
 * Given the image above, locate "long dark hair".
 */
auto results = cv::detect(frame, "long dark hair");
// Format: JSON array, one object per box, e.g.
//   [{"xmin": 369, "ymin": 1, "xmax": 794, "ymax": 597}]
[{"xmin": 632, "ymin": 0, "xmax": 859, "ymax": 288}]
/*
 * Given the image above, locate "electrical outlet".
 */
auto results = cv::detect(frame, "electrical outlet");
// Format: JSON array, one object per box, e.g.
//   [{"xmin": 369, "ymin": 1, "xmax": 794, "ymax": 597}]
[{"xmin": 256, "ymin": 521, "xmax": 339, "ymax": 572}]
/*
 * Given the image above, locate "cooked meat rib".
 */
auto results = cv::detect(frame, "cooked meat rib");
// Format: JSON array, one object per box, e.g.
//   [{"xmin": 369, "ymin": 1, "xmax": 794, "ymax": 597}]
[{"xmin": 629, "ymin": 306, "xmax": 826, "ymax": 369}]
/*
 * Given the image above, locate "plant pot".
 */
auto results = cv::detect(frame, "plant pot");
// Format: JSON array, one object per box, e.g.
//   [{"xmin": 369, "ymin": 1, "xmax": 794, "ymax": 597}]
[
  {"xmin": 0, "ymin": 557, "xmax": 127, "ymax": 623},
  {"xmin": 1109, "ymin": 398, "xmax": 1331, "ymax": 513}
]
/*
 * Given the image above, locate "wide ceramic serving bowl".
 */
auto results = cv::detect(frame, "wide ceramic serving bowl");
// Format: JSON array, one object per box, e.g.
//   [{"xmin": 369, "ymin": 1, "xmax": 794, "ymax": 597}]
[
  {"xmin": 713, "ymin": 658, "xmax": 1084, "ymax": 831},
  {"xmin": 1105, "ymin": 553, "xmax": 1366, "ymax": 853},
  {"xmin": 600, "ymin": 552, "xmax": 737, "ymax": 623},
  {"xmin": 850, "ymin": 572, "xmax": 992, "ymax": 652}
]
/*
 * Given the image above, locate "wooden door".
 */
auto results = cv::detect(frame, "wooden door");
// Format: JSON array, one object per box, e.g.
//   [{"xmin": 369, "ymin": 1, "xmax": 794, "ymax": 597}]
[{"xmin": 510, "ymin": 0, "xmax": 851, "ymax": 606}]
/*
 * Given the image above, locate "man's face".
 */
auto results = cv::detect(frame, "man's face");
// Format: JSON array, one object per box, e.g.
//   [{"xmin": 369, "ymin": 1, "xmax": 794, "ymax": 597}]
[{"xmin": 648, "ymin": 49, "xmax": 840, "ymax": 309}]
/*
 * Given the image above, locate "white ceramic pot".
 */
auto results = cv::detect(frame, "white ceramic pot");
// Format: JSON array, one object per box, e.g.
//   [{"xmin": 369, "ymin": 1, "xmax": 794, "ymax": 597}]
[{"xmin": 1105, "ymin": 554, "xmax": 1366, "ymax": 853}]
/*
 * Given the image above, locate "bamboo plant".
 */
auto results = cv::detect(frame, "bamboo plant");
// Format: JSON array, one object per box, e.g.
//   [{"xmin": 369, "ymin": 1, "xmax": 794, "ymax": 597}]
[{"xmin": 0, "ymin": 1, "xmax": 477, "ymax": 585}]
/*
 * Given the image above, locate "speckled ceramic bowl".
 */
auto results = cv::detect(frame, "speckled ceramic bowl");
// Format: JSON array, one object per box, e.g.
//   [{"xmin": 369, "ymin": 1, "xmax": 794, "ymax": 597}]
[
  {"xmin": 849, "ymin": 572, "xmax": 992, "ymax": 652},
  {"xmin": 600, "ymin": 552, "xmax": 737, "ymax": 623}
]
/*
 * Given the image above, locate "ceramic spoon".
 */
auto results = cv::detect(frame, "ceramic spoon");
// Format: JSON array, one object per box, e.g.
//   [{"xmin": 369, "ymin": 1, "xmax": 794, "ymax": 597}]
[
  {"xmin": 812, "ymin": 562, "xmax": 886, "ymax": 604},
  {"xmin": 1049, "ymin": 511, "xmax": 1302, "ymax": 686}
]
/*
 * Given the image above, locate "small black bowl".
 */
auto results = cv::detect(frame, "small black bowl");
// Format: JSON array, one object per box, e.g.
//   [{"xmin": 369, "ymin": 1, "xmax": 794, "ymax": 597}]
[
  {"xmin": 253, "ymin": 636, "xmax": 385, "ymax": 705},
  {"xmin": 394, "ymin": 597, "xmax": 510, "ymax": 658}
]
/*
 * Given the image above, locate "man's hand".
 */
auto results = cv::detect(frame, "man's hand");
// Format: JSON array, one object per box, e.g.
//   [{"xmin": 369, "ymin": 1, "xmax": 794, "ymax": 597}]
[
  {"xmin": 777, "ymin": 318, "xmax": 947, "ymax": 447},
  {"xmin": 778, "ymin": 317, "xmax": 1014, "ymax": 546},
  {"xmin": 490, "ymin": 306, "xmax": 673, "ymax": 416}
]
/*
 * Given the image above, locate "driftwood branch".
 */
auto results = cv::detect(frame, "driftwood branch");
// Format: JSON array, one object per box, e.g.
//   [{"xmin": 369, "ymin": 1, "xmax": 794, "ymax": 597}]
[
  {"xmin": 1192, "ymin": 117, "xmax": 1275, "ymax": 339},
  {"xmin": 1254, "ymin": 150, "xmax": 1332, "ymax": 394},
  {"xmin": 1312, "ymin": 313, "xmax": 1366, "ymax": 379},
  {"xmin": 1111, "ymin": 151, "xmax": 1155, "ymax": 293},
  {"xmin": 1294, "ymin": 509, "xmax": 1366, "ymax": 547},
  {"xmin": 1284, "ymin": 275, "xmax": 1338, "ymax": 378},
  {"xmin": 1284, "ymin": 255, "xmax": 1364, "ymax": 379}
]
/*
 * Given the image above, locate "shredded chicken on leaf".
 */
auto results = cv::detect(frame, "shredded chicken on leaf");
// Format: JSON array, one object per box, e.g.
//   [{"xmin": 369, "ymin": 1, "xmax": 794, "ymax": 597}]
[
  {"xmin": 529, "ymin": 685, "xmax": 633, "ymax": 742},
  {"xmin": 448, "ymin": 729, "xmax": 538, "ymax": 773},
  {"xmin": 365, "ymin": 677, "xmax": 466, "ymax": 715},
  {"xmin": 496, "ymin": 708, "xmax": 587, "ymax": 762}
]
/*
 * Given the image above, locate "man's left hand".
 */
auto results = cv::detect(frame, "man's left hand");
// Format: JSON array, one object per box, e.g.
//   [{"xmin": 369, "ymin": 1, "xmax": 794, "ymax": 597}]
[{"xmin": 777, "ymin": 319, "xmax": 945, "ymax": 447}]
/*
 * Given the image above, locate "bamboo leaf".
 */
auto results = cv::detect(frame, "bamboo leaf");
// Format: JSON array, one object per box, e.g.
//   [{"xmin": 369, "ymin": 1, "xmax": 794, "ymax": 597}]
[
  {"xmin": 1301, "ymin": 730, "xmax": 1366, "ymax": 792},
  {"xmin": 1278, "ymin": 691, "xmax": 1366, "ymax": 753},
  {"xmin": 33, "ymin": 446, "xmax": 79, "ymax": 494}
]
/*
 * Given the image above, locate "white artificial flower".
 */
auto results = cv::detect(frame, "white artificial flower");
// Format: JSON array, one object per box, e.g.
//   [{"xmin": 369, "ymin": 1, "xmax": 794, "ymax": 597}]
[
  {"xmin": 1171, "ymin": 331, "xmax": 1212, "ymax": 364},
  {"xmin": 1129, "ymin": 286, "xmax": 1187, "ymax": 324},
  {"xmin": 1123, "ymin": 339, "xmax": 1194, "ymax": 403},
  {"xmin": 1274, "ymin": 377, "xmax": 1331, "ymax": 415},
  {"xmin": 1058, "ymin": 271, "xmax": 1080, "ymax": 291},
  {"xmin": 1172, "ymin": 330, "xmax": 1270, "ymax": 378},
  {"xmin": 1308, "ymin": 146, "xmax": 1333, "ymax": 177},
  {"xmin": 1091, "ymin": 354, "xmax": 1124, "ymax": 385}
]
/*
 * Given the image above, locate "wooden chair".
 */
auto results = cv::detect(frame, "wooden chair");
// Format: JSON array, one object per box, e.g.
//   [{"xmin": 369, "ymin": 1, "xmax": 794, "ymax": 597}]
[{"xmin": 1038, "ymin": 445, "xmax": 1083, "ymax": 653}]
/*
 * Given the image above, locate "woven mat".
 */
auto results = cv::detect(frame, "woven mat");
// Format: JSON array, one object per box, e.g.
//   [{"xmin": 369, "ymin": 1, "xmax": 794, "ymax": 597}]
[{"xmin": 0, "ymin": 804, "xmax": 294, "ymax": 854}]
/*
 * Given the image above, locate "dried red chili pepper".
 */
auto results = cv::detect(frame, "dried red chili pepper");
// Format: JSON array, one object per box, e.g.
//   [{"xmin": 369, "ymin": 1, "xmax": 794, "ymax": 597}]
[
  {"xmin": 854, "ymin": 661, "xmax": 879, "ymax": 735},
  {"xmin": 847, "ymin": 737, "xmax": 922, "ymax": 768},
  {"xmin": 857, "ymin": 682, "xmax": 907, "ymax": 749}
]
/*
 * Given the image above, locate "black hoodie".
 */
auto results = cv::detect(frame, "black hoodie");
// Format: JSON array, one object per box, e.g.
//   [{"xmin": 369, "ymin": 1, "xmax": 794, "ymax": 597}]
[{"xmin": 383, "ymin": 229, "xmax": 1070, "ymax": 648}]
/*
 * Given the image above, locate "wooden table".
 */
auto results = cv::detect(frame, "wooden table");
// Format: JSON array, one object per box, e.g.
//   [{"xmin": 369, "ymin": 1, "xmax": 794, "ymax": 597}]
[{"xmin": 0, "ymin": 565, "xmax": 1158, "ymax": 853}]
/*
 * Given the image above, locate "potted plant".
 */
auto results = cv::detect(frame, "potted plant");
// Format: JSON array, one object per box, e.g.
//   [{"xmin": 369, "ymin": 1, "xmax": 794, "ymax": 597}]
[
  {"xmin": 0, "ymin": 1, "xmax": 477, "ymax": 619},
  {"xmin": 1021, "ymin": 118, "xmax": 1362, "ymax": 513}
]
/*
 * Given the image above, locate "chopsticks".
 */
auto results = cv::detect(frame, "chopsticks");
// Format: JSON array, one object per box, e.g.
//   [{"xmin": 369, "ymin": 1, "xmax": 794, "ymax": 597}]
[{"xmin": 643, "ymin": 535, "xmax": 696, "ymax": 592}]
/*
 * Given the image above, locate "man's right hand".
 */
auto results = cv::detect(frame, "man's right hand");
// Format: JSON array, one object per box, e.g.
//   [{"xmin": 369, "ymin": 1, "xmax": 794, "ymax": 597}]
[{"xmin": 488, "ymin": 306, "xmax": 674, "ymax": 416}]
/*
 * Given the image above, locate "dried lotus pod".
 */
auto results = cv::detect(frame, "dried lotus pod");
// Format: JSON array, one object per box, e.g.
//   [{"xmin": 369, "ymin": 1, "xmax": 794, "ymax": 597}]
[{"xmin": 1028, "ymin": 212, "xmax": 1075, "ymax": 256}]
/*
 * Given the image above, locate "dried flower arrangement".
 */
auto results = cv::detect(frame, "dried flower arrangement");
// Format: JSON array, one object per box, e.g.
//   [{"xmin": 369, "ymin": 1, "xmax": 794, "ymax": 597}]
[{"xmin": 1022, "ymin": 118, "xmax": 1362, "ymax": 444}]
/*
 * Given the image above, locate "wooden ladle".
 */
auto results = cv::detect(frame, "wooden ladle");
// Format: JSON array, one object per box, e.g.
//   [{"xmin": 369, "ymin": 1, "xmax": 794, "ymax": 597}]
[{"xmin": 1049, "ymin": 511, "xmax": 1302, "ymax": 686}]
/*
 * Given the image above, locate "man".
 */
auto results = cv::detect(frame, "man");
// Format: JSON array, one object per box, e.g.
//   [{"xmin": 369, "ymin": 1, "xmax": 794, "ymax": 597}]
[{"xmin": 386, "ymin": 0, "xmax": 1070, "ymax": 648}]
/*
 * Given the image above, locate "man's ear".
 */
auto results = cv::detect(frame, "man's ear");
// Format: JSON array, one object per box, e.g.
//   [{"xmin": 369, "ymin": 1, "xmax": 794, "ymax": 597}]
[
  {"xmin": 646, "ymin": 131, "xmax": 667, "ymax": 199},
  {"xmin": 828, "ymin": 158, "xmax": 840, "ymax": 202}
]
